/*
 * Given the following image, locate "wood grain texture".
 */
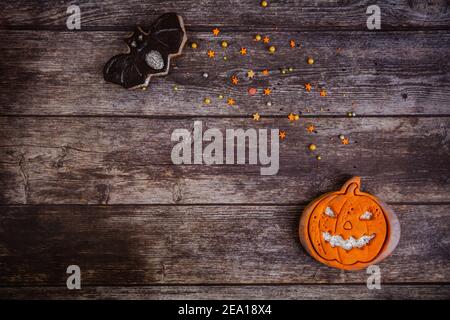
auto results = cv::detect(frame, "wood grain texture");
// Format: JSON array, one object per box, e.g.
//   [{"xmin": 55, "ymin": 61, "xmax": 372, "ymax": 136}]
[
  {"xmin": 1, "ymin": 117, "xmax": 449, "ymax": 205},
  {"xmin": 0, "ymin": 204, "xmax": 448, "ymax": 286},
  {"xmin": 1, "ymin": 0, "xmax": 449, "ymax": 30},
  {"xmin": 0, "ymin": 30, "xmax": 449, "ymax": 116},
  {"xmin": 0, "ymin": 285, "xmax": 448, "ymax": 300}
]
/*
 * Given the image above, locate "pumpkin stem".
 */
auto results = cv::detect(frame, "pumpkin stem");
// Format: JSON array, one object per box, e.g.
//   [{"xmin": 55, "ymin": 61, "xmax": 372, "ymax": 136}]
[{"xmin": 342, "ymin": 176, "xmax": 361, "ymax": 194}]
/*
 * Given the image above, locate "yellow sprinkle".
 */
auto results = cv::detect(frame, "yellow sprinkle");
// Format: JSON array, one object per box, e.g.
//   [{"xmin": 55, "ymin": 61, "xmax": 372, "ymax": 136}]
[
  {"xmin": 268, "ymin": 45, "xmax": 276, "ymax": 53},
  {"xmin": 309, "ymin": 144, "xmax": 317, "ymax": 151},
  {"xmin": 255, "ymin": 34, "xmax": 262, "ymax": 41},
  {"xmin": 261, "ymin": 1, "xmax": 268, "ymax": 7},
  {"xmin": 307, "ymin": 57, "xmax": 314, "ymax": 65},
  {"xmin": 204, "ymin": 98, "xmax": 211, "ymax": 105},
  {"xmin": 190, "ymin": 42, "xmax": 198, "ymax": 49},
  {"xmin": 221, "ymin": 41, "xmax": 228, "ymax": 48}
]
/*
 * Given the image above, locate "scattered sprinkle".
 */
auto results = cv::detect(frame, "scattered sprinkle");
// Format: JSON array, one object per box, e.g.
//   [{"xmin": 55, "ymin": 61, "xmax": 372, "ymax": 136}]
[
  {"xmin": 320, "ymin": 89, "xmax": 327, "ymax": 97},
  {"xmin": 263, "ymin": 88, "xmax": 272, "ymax": 95},
  {"xmin": 316, "ymin": 155, "xmax": 322, "ymax": 160},
  {"xmin": 173, "ymin": 85, "xmax": 178, "ymax": 91},
  {"xmin": 279, "ymin": 131, "xmax": 286, "ymax": 140},
  {"xmin": 262, "ymin": 69, "xmax": 270, "ymax": 75},
  {"xmin": 248, "ymin": 87, "xmax": 257, "ymax": 95},
  {"xmin": 268, "ymin": 45, "xmax": 276, "ymax": 53},
  {"xmin": 255, "ymin": 34, "xmax": 262, "ymax": 41},
  {"xmin": 288, "ymin": 113, "xmax": 299, "ymax": 121},
  {"xmin": 309, "ymin": 144, "xmax": 317, "ymax": 151},
  {"xmin": 342, "ymin": 138, "xmax": 350, "ymax": 145},
  {"xmin": 218, "ymin": 94, "xmax": 224, "ymax": 100},
  {"xmin": 204, "ymin": 98, "xmax": 211, "ymax": 105},
  {"xmin": 289, "ymin": 40, "xmax": 296, "ymax": 48},
  {"xmin": 307, "ymin": 124, "xmax": 316, "ymax": 133},
  {"xmin": 202, "ymin": 72, "xmax": 209, "ymax": 78},
  {"xmin": 261, "ymin": 0, "xmax": 268, "ymax": 7},
  {"xmin": 240, "ymin": 47, "xmax": 248, "ymax": 55},
  {"xmin": 212, "ymin": 28, "xmax": 220, "ymax": 36},
  {"xmin": 227, "ymin": 98, "xmax": 236, "ymax": 106},
  {"xmin": 288, "ymin": 67, "xmax": 294, "ymax": 72},
  {"xmin": 307, "ymin": 57, "xmax": 314, "ymax": 65},
  {"xmin": 266, "ymin": 101, "xmax": 272, "ymax": 107},
  {"xmin": 207, "ymin": 50, "xmax": 215, "ymax": 58},
  {"xmin": 221, "ymin": 41, "xmax": 228, "ymax": 48},
  {"xmin": 231, "ymin": 75, "xmax": 239, "ymax": 85},
  {"xmin": 247, "ymin": 70, "xmax": 255, "ymax": 78},
  {"xmin": 339, "ymin": 134, "xmax": 345, "ymax": 140},
  {"xmin": 252, "ymin": 112, "xmax": 261, "ymax": 121},
  {"xmin": 263, "ymin": 36, "xmax": 270, "ymax": 44},
  {"xmin": 304, "ymin": 83, "xmax": 312, "ymax": 92},
  {"xmin": 190, "ymin": 42, "xmax": 198, "ymax": 49}
]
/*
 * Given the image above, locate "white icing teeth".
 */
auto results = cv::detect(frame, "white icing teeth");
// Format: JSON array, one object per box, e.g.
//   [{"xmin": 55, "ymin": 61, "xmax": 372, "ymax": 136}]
[
  {"xmin": 360, "ymin": 211, "xmax": 373, "ymax": 220},
  {"xmin": 322, "ymin": 232, "xmax": 375, "ymax": 250}
]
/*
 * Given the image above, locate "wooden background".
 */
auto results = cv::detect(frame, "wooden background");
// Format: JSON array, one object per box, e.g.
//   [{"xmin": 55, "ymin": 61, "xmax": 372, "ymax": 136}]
[{"xmin": 0, "ymin": 0, "xmax": 449, "ymax": 299}]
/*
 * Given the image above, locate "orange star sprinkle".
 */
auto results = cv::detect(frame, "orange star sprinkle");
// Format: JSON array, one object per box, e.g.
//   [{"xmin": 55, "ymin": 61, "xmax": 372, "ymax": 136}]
[
  {"xmin": 279, "ymin": 131, "xmax": 286, "ymax": 140},
  {"xmin": 306, "ymin": 124, "xmax": 315, "ymax": 133},
  {"xmin": 304, "ymin": 83, "xmax": 312, "ymax": 92},
  {"xmin": 342, "ymin": 138, "xmax": 350, "ymax": 145},
  {"xmin": 207, "ymin": 50, "xmax": 215, "ymax": 58},
  {"xmin": 231, "ymin": 75, "xmax": 239, "ymax": 85},
  {"xmin": 263, "ymin": 36, "xmax": 270, "ymax": 44},
  {"xmin": 288, "ymin": 113, "xmax": 297, "ymax": 121},
  {"xmin": 227, "ymin": 98, "xmax": 235, "ymax": 106},
  {"xmin": 240, "ymin": 47, "xmax": 247, "ymax": 55},
  {"xmin": 320, "ymin": 89, "xmax": 327, "ymax": 97},
  {"xmin": 289, "ymin": 40, "xmax": 296, "ymax": 48},
  {"xmin": 263, "ymin": 88, "xmax": 272, "ymax": 95},
  {"xmin": 262, "ymin": 69, "xmax": 269, "ymax": 75},
  {"xmin": 212, "ymin": 28, "xmax": 220, "ymax": 36},
  {"xmin": 252, "ymin": 113, "xmax": 260, "ymax": 121}
]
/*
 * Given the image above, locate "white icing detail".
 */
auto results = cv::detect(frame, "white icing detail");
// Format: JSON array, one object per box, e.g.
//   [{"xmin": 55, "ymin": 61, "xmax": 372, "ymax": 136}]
[
  {"xmin": 324, "ymin": 207, "xmax": 335, "ymax": 218},
  {"xmin": 145, "ymin": 50, "xmax": 164, "ymax": 70},
  {"xmin": 360, "ymin": 211, "xmax": 373, "ymax": 220},
  {"xmin": 322, "ymin": 232, "xmax": 375, "ymax": 250}
]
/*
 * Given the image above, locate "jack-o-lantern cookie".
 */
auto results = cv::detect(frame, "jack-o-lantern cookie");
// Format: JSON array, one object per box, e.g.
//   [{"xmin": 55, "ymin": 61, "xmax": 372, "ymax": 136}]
[{"xmin": 299, "ymin": 177, "xmax": 400, "ymax": 270}]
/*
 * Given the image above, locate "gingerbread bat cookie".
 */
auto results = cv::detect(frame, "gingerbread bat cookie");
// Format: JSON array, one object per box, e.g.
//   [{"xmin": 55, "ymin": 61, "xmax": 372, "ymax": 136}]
[{"xmin": 103, "ymin": 13, "xmax": 187, "ymax": 89}]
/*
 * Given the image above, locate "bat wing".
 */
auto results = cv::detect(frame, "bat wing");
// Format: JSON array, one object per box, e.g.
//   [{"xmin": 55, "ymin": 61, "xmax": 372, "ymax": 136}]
[
  {"xmin": 103, "ymin": 53, "xmax": 147, "ymax": 89},
  {"xmin": 150, "ymin": 13, "xmax": 186, "ymax": 55}
]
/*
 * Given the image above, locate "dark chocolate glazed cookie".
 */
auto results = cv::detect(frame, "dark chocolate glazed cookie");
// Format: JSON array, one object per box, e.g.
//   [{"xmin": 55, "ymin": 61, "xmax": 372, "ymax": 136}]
[{"xmin": 103, "ymin": 13, "xmax": 187, "ymax": 89}]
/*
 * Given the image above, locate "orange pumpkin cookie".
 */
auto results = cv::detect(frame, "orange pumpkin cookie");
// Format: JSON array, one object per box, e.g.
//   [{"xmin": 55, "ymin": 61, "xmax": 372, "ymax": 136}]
[{"xmin": 299, "ymin": 177, "xmax": 400, "ymax": 270}]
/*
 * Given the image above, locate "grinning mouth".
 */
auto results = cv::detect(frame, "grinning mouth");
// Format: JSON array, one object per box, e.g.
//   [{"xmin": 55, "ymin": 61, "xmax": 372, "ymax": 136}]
[{"xmin": 322, "ymin": 232, "xmax": 375, "ymax": 251}]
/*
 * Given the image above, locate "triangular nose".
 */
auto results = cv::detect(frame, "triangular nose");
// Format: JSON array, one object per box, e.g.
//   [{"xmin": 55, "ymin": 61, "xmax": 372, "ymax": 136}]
[{"xmin": 343, "ymin": 221, "xmax": 353, "ymax": 230}]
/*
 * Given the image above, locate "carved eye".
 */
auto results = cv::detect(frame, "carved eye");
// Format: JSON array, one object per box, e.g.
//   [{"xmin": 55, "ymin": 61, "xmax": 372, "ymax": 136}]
[
  {"xmin": 360, "ymin": 211, "xmax": 373, "ymax": 220},
  {"xmin": 324, "ymin": 207, "xmax": 336, "ymax": 218}
]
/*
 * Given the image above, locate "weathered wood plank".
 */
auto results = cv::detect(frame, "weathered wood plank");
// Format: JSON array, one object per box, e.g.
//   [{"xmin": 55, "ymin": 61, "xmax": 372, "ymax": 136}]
[
  {"xmin": 0, "ymin": 30, "xmax": 449, "ymax": 116},
  {"xmin": 1, "ymin": 0, "xmax": 449, "ymax": 30},
  {"xmin": 1, "ymin": 117, "xmax": 449, "ymax": 204},
  {"xmin": 0, "ymin": 205, "xmax": 448, "ymax": 285},
  {"xmin": 0, "ymin": 285, "xmax": 448, "ymax": 300}
]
